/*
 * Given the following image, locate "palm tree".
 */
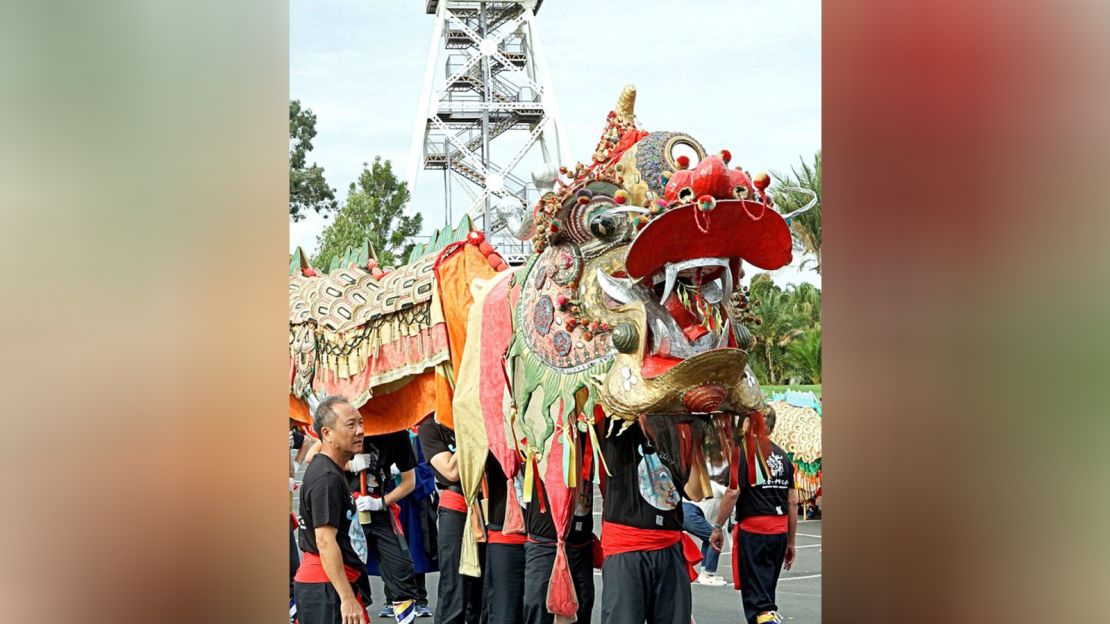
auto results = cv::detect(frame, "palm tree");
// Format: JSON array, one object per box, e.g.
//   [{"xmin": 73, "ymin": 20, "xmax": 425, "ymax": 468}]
[
  {"xmin": 745, "ymin": 275, "xmax": 824, "ymax": 384},
  {"xmin": 783, "ymin": 326, "xmax": 822, "ymax": 384},
  {"xmin": 771, "ymin": 152, "xmax": 822, "ymax": 273},
  {"xmin": 746, "ymin": 274, "xmax": 804, "ymax": 384}
]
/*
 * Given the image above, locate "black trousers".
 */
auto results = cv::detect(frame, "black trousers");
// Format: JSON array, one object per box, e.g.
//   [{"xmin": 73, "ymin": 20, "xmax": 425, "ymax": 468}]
[
  {"xmin": 737, "ymin": 530, "xmax": 788, "ymax": 623},
  {"xmin": 434, "ymin": 507, "xmax": 484, "ymax": 624},
  {"xmin": 293, "ymin": 576, "xmax": 369, "ymax": 624},
  {"xmin": 364, "ymin": 509, "xmax": 422, "ymax": 604},
  {"xmin": 523, "ymin": 540, "xmax": 595, "ymax": 624},
  {"xmin": 600, "ymin": 543, "xmax": 691, "ymax": 624},
  {"xmin": 483, "ymin": 542, "xmax": 525, "ymax": 624}
]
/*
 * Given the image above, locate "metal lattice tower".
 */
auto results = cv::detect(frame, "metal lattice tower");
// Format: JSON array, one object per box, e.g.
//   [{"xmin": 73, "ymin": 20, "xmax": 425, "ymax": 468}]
[{"xmin": 408, "ymin": 0, "xmax": 569, "ymax": 259}]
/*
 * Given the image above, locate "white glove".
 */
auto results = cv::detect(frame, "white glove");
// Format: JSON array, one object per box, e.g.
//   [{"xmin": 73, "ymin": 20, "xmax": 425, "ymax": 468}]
[
  {"xmin": 348, "ymin": 454, "xmax": 372, "ymax": 473},
  {"xmin": 356, "ymin": 495, "xmax": 383, "ymax": 512}
]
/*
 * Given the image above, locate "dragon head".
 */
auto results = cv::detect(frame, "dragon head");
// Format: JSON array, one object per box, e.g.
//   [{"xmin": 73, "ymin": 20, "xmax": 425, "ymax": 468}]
[{"xmin": 507, "ymin": 86, "xmax": 791, "ymax": 461}]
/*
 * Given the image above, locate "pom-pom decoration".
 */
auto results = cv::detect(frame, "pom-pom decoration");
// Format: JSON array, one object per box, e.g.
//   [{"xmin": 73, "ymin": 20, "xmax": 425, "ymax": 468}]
[
  {"xmin": 753, "ymin": 172, "xmax": 771, "ymax": 192},
  {"xmin": 614, "ymin": 190, "xmax": 629, "ymax": 205},
  {"xmin": 676, "ymin": 154, "xmax": 691, "ymax": 170},
  {"xmin": 467, "ymin": 231, "xmax": 485, "ymax": 245},
  {"xmin": 697, "ymin": 194, "xmax": 717, "ymax": 212},
  {"xmin": 720, "ymin": 149, "xmax": 732, "ymax": 164}
]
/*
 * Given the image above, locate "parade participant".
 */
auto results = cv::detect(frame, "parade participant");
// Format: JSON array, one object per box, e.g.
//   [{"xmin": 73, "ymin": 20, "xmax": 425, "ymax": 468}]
[
  {"xmin": 305, "ymin": 419, "xmax": 424, "ymax": 623},
  {"xmin": 377, "ymin": 430, "xmax": 437, "ymax": 619},
  {"xmin": 522, "ymin": 437, "xmax": 595, "ymax": 624},
  {"xmin": 418, "ymin": 417, "xmax": 483, "ymax": 624},
  {"xmin": 710, "ymin": 412, "xmax": 798, "ymax": 624},
  {"xmin": 598, "ymin": 420, "xmax": 699, "ymax": 624},
  {"xmin": 483, "ymin": 458, "xmax": 527, "ymax": 624},
  {"xmin": 293, "ymin": 396, "xmax": 370, "ymax": 624}
]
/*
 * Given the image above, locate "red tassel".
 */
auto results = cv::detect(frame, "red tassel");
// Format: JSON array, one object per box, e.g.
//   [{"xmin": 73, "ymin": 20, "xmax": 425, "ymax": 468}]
[
  {"xmin": 533, "ymin": 456, "xmax": 547, "ymax": 514},
  {"xmin": 502, "ymin": 477, "xmax": 526, "ymax": 535},
  {"xmin": 546, "ymin": 541, "xmax": 579, "ymax": 617}
]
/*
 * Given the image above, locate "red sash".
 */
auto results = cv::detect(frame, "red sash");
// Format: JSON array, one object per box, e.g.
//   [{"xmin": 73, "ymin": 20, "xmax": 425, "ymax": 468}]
[
  {"xmin": 486, "ymin": 529, "xmax": 528, "ymax": 545},
  {"xmin": 600, "ymin": 521, "xmax": 703, "ymax": 582},
  {"xmin": 439, "ymin": 489, "xmax": 468, "ymax": 513},
  {"xmin": 293, "ymin": 552, "xmax": 362, "ymax": 584},
  {"xmin": 731, "ymin": 515, "xmax": 789, "ymax": 590}
]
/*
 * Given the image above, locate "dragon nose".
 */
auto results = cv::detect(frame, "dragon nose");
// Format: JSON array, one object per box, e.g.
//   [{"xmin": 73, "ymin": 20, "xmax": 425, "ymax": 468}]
[{"xmin": 691, "ymin": 154, "xmax": 733, "ymax": 199}]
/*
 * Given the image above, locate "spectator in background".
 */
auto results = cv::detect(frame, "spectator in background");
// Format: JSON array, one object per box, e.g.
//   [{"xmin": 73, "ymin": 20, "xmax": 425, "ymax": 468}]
[{"xmin": 682, "ymin": 466, "xmax": 730, "ymax": 586}]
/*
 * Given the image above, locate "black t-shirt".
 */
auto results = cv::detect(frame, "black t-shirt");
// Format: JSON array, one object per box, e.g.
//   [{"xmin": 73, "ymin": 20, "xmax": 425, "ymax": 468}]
[
  {"xmin": 346, "ymin": 431, "xmax": 416, "ymax": 498},
  {"xmin": 417, "ymin": 420, "xmax": 460, "ymax": 491},
  {"xmin": 526, "ymin": 473, "xmax": 595, "ymax": 544},
  {"xmin": 600, "ymin": 420, "xmax": 683, "ymax": 531},
  {"xmin": 297, "ymin": 453, "xmax": 368, "ymax": 570},
  {"xmin": 736, "ymin": 442, "xmax": 795, "ymax": 520}
]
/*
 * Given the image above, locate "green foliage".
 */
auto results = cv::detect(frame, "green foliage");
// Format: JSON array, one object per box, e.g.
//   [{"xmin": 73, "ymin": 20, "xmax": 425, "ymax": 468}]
[
  {"xmin": 745, "ymin": 274, "xmax": 822, "ymax": 385},
  {"xmin": 290, "ymin": 100, "xmax": 338, "ymax": 222},
  {"xmin": 784, "ymin": 326, "xmax": 822, "ymax": 384},
  {"xmin": 312, "ymin": 157, "xmax": 423, "ymax": 270},
  {"xmin": 771, "ymin": 151, "xmax": 821, "ymax": 273}
]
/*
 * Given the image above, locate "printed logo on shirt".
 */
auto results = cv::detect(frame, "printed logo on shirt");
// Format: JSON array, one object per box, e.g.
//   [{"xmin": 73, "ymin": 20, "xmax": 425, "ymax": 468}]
[
  {"xmin": 767, "ymin": 453, "xmax": 785, "ymax": 478},
  {"xmin": 575, "ymin": 521, "xmax": 583, "ymax": 532},
  {"xmin": 655, "ymin": 515, "xmax": 664, "ymax": 526},
  {"xmin": 636, "ymin": 445, "xmax": 680, "ymax": 511}
]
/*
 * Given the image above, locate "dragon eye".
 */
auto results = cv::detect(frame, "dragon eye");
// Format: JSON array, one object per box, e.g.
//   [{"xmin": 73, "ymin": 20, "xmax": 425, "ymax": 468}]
[
  {"xmin": 677, "ymin": 186, "xmax": 695, "ymax": 202},
  {"xmin": 733, "ymin": 185, "xmax": 750, "ymax": 200},
  {"xmin": 589, "ymin": 213, "xmax": 617, "ymax": 240}
]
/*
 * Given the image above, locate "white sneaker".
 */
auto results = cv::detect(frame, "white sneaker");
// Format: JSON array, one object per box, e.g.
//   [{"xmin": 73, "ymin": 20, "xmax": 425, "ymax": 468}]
[{"xmin": 697, "ymin": 571, "xmax": 728, "ymax": 586}]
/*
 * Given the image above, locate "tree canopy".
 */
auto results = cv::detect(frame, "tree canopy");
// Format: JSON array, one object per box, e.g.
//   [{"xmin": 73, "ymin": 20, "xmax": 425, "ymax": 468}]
[
  {"xmin": 290, "ymin": 99, "xmax": 338, "ymax": 222},
  {"xmin": 745, "ymin": 274, "xmax": 822, "ymax": 384},
  {"xmin": 312, "ymin": 157, "xmax": 423, "ymax": 270}
]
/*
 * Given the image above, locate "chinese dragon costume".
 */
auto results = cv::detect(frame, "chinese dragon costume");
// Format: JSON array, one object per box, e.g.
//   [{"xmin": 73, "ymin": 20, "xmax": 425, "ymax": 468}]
[{"xmin": 289, "ymin": 85, "xmax": 798, "ymax": 621}]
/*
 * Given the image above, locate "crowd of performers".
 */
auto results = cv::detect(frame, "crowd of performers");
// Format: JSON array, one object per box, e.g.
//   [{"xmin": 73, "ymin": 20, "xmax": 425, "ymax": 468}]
[{"xmin": 289, "ymin": 396, "xmax": 798, "ymax": 624}]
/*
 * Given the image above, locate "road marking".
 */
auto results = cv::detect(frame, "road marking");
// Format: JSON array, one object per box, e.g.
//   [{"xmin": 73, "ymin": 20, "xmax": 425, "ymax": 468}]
[
  {"xmin": 796, "ymin": 544, "xmax": 821, "ymax": 549},
  {"xmin": 779, "ymin": 573, "xmax": 821, "ymax": 581},
  {"xmin": 796, "ymin": 533, "xmax": 822, "ymax": 538}
]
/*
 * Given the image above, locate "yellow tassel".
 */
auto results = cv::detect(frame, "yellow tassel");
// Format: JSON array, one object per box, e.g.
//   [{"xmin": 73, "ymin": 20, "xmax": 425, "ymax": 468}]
[
  {"xmin": 459, "ymin": 503, "xmax": 483, "ymax": 577},
  {"xmin": 565, "ymin": 426, "xmax": 577, "ymax": 489},
  {"xmin": 523, "ymin": 450, "xmax": 535, "ymax": 503}
]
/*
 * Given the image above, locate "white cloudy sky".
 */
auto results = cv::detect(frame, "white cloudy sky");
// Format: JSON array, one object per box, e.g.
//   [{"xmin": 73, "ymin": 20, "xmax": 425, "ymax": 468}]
[{"xmin": 290, "ymin": 0, "xmax": 820, "ymax": 285}]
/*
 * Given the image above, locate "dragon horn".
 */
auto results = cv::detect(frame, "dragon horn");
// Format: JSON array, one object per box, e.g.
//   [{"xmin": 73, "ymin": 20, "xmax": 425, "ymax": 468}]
[{"xmin": 615, "ymin": 85, "xmax": 636, "ymax": 123}]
